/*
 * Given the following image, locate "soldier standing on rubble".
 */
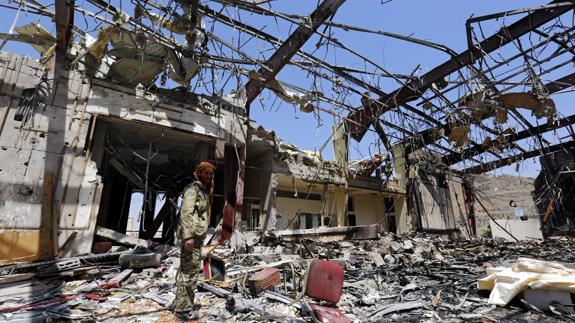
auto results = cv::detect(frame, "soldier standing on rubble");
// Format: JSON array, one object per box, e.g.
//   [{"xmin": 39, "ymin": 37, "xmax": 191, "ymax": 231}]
[{"xmin": 173, "ymin": 161, "xmax": 215, "ymax": 319}]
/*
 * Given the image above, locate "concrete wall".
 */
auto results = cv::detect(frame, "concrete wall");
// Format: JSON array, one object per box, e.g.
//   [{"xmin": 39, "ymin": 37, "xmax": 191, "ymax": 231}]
[
  {"xmin": 395, "ymin": 196, "xmax": 411, "ymax": 233},
  {"xmin": 490, "ymin": 218, "xmax": 543, "ymax": 241},
  {"xmin": 412, "ymin": 172, "xmax": 458, "ymax": 231},
  {"xmin": 275, "ymin": 197, "xmax": 323, "ymax": 229},
  {"xmin": 353, "ymin": 196, "xmax": 384, "ymax": 226}
]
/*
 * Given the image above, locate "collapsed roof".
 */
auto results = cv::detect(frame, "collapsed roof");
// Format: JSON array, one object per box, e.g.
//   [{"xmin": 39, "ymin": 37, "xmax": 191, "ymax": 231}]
[{"xmin": 1, "ymin": 0, "xmax": 574, "ymax": 178}]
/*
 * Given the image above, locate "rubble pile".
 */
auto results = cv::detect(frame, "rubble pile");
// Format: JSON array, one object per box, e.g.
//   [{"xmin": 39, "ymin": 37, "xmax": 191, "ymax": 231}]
[{"xmin": 1, "ymin": 234, "xmax": 574, "ymax": 322}]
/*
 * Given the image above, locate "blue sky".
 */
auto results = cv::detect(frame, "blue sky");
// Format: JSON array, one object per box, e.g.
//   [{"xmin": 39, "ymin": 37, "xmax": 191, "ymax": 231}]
[{"xmin": 1, "ymin": 0, "xmax": 571, "ymax": 180}]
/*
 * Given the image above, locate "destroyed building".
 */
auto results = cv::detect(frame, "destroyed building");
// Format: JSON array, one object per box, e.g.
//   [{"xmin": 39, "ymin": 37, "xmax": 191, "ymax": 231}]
[{"xmin": 0, "ymin": 0, "xmax": 575, "ymax": 322}]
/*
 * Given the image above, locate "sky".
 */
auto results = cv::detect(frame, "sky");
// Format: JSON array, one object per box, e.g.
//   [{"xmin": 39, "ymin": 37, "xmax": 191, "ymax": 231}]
[{"xmin": 0, "ymin": 0, "xmax": 571, "ymax": 184}]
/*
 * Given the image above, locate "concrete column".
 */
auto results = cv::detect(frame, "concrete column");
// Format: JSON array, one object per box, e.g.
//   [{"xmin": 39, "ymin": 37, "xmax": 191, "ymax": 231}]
[
  {"xmin": 333, "ymin": 123, "xmax": 349, "ymax": 227},
  {"xmin": 334, "ymin": 185, "xmax": 347, "ymax": 227},
  {"xmin": 261, "ymin": 170, "xmax": 277, "ymax": 232},
  {"xmin": 391, "ymin": 144, "xmax": 413, "ymax": 233}
]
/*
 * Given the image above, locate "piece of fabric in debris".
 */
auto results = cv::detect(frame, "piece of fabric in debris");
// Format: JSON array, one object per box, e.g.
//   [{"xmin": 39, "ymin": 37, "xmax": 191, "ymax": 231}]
[
  {"xmin": 478, "ymin": 257, "xmax": 575, "ymax": 306},
  {"xmin": 88, "ymin": 28, "xmax": 200, "ymax": 86}
]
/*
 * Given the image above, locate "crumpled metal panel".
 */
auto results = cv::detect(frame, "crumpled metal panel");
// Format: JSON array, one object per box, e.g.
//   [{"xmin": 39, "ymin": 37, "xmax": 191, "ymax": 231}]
[
  {"xmin": 14, "ymin": 23, "xmax": 56, "ymax": 54},
  {"xmin": 106, "ymin": 30, "xmax": 167, "ymax": 85}
]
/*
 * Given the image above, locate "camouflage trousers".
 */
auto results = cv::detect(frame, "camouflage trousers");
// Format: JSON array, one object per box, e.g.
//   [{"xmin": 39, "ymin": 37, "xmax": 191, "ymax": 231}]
[{"xmin": 174, "ymin": 245, "xmax": 201, "ymax": 312}]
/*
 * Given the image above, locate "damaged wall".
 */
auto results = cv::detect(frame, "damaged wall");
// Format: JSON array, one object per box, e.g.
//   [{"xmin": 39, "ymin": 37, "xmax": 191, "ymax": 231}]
[
  {"xmin": 0, "ymin": 52, "xmax": 98, "ymax": 263},
  {"xmin": 408, "ymin": 170, "xmax": 464, "ymax": 238},
  {"xmin": 0, "ymin": 52, "xmax": 247, "ymax": 264},
  {"xmin": 272, "ymin": 174, "xmax": 400, "ymax": 232},
  {"xmin": 406, "ymin": 171, "xmax": 538, "ymax": 239},
  {"xmin": 352, "ymin": 195, "xmax": 384, "ymax": 226}
]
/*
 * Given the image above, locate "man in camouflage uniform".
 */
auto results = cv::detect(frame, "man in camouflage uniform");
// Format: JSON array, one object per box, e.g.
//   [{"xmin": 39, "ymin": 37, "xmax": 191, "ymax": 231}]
[{"xmin": 174, "ymin": 161, "xmax": 214, "ymax": 318}]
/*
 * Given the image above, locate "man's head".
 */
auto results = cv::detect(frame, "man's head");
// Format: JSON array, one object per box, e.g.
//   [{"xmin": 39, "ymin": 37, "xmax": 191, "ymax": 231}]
[{"xmin": 194, "ymin": 161, "xmax": 215, "ymax": 186}]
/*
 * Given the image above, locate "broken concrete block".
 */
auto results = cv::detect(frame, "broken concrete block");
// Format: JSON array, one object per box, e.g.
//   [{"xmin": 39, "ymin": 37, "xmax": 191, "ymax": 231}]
[
  {"xmin": 361, "ymin": 288, "xmax": 381, "ymax": 305},
  {"xmin": 253, "ymin": 246, "xmax": 269, "ymax": 254},
  {"xmin": 340, "ymin": 241, "xmax": 354, "ymax": 248},
  {"xmin": 403, "ymin": 240, "xmax": 414, "ymax": 250},
  {"xmin": 274, "ymin": 245, "xmax": 284, "ymax": 254},
  {"xmin": 243, "ymin": 231, "xmax": 261, "ymax": 248},
  {"xmin": 410, "ymin": 254, "xmax": 425, "ymax": 263},
  {"xmin": 119, "ymin": 253, "xmax": 162, "ymax": 269},
  {"xmin": 141, "ymin": 267, "xmax": 162, "ymax": 278},
  {"xmin": 390, "ymin": 241, "xmax": 402, "ymax": 252},
  {"xmin": 384, "ymin": 254, "xmax": 396, "ymax": 264},
  {"xmin": 370, "ymin": 252, "xmax": 385, "ymax": 267},
  {"xmin": 377, "ymin": 244, "xmax": 391, "ymax": 254}
]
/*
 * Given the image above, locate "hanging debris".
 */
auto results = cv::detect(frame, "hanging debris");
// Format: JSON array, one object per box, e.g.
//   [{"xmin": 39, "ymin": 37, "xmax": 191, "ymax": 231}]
[{"xmin": 495, "ymin": 92, "xmax": 557, "ymax": 120}]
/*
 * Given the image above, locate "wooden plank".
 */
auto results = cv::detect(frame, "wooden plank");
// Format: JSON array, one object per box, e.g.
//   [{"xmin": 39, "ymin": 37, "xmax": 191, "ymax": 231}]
[
  {"xmin": 95, "ymin": 226, "xmax": 151, "ymax": 248},
  {"xmin": 0, "ymin": 273, "xmax": 34, "ymax": 285},
  {"xmin": 58, "ymin": 231, "xmax": 77, "ymax": 258}
]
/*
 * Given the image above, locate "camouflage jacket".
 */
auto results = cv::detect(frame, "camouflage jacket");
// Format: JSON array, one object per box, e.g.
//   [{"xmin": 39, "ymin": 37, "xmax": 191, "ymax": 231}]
[{"xmin": 177, "ymin": 180, "xmax": 209, "ymax": 241}]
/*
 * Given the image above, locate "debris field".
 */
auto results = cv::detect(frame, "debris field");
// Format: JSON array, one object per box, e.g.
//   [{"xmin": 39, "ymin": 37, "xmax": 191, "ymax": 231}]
[
  {"xmin": 2, "ymin": 232, "xmax": 575, "ymax": 322},
  {"xmin": 1, "ymin": 1, "xmax": 575, "ymax": 322}
]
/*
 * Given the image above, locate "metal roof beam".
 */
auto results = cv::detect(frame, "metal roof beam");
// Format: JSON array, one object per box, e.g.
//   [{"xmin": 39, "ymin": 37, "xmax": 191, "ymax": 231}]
[
  {"xmin": 345, "ymin": 1, "xmax": 574, "ymax": 141},
  {"xmin": 243, "ymin": 0, "xmax": 346, "ymax": 114}
]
